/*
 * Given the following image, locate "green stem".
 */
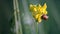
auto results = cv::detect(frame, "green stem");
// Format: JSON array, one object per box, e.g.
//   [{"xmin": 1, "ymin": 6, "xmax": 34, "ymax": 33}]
[
  {"xmin": 13, "ymin": 0, "xmax": 23, "ymax": 34},
  {"xmin": 37, "ymin": 23, "xmax": 38, "ymax": 34},
  {"xmin": 35, "ymin": 22, "xmax": 38, "ymax": 34}
]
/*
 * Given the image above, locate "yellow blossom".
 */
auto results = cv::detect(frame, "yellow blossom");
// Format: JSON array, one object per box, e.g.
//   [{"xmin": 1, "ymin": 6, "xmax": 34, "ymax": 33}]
[{"xmin": 29, "ymin": 3, "xmax": 48, "ymax": 23}]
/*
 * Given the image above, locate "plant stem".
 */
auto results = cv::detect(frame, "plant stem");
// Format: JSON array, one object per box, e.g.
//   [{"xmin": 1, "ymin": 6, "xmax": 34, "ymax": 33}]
[{"xmin": 13, "ymin": 0, "xmax": 23, "ymax": 34}]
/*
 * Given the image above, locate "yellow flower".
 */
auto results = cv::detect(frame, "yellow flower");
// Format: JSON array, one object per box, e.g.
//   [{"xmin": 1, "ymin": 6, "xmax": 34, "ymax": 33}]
[
  {"xmin": 30, "ymin": 4, "xmax": 37, "ymax": 12},
  {"xmin": 30, "ymin": 3, "xmax": 48, "ymax": 23}
]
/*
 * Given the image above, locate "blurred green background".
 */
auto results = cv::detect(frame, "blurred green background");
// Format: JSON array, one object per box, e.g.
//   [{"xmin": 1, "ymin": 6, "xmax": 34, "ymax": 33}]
[{"xmin": 0, "ymin": 0, "xmax": 60, "ymax": 34}]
